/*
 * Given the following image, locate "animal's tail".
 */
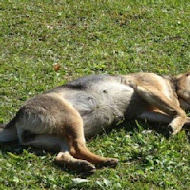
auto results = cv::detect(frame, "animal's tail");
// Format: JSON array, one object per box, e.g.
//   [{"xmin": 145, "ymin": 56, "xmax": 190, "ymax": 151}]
[{"xmin": 0, "ymin": 117, "xmax": 18, "ymax": 143}]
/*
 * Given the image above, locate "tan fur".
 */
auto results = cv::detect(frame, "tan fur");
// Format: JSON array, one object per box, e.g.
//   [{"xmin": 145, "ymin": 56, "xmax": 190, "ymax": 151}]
[
  {"xmin": 1, "ymin": 72, "xmax": 190, "ymax": 174},
  {"xmin": 124, "ymin": 73, "xmax": 188, "ymax": 134},
  {"xmin": 46, "ymin": 93, "xmax": 117, "ymax": 166}
]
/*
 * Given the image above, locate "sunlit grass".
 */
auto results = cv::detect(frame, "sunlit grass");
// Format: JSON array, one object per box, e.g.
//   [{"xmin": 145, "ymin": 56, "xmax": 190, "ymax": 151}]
[{"xmin": 0, "ymin": 0, "xmax": 190, "ymax": 189}]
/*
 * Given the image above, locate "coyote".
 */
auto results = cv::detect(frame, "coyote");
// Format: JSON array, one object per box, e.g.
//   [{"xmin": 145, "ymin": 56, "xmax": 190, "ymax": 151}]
[{"xmin": 1, "ymin": 72, "xmax": 190, "ymax": 173}]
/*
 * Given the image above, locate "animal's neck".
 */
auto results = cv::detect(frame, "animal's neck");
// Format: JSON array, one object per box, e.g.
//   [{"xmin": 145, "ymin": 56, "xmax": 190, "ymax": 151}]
[
  {"xmin": 168, "ymin": 76, "xmax": 178, "ymax": 95},
  {"xmin": 172, "ymin": 76, "xmax": 190, "ymax": 111}
]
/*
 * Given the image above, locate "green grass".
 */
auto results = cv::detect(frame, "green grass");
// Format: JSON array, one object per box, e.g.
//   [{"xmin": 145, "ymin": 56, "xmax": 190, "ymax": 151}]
[{"xmin": 0, "ymin": 0, "xmax": 190, "ymax": 189}]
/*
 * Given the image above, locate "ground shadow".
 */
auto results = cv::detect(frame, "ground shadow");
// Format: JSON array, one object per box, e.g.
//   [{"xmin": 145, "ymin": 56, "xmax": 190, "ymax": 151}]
[
  {"xmin": 102, "ymin": 119, "xmax": 173, "ymax": 139},
  {"xmin": 1, "ymin": 119, "xmax": 189, "ymax": 177},
  {"xmin": 0, "ymin": 141, "xmax": 94, "ymax": 177}
]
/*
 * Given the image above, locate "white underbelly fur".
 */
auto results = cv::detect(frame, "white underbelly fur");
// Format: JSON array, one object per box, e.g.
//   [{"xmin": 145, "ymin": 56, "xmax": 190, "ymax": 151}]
[{"xmin": 63, "ymin": 82, "xmax": 135, "ymax": 137}]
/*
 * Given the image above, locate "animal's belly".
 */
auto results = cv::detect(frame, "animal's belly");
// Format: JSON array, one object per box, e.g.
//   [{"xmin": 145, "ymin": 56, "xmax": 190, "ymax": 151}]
[{"xmin": 62, "ymin": 83, "xmax": 136, "ymax": 137}]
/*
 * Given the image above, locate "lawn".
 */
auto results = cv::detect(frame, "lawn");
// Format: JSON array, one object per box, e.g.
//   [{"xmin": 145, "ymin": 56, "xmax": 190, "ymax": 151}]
[{"xmin": 0, "ymin": 0, "xmax": 190, "ymax": 189}]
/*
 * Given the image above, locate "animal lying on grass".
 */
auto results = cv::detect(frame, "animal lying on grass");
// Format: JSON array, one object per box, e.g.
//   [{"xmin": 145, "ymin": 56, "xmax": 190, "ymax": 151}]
[{"xmin": 1, "ymin": 72, "xmax": 190, "ymax": 174}]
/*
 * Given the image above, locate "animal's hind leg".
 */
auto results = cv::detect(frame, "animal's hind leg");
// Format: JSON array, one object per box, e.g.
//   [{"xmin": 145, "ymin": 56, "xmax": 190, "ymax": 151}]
[
  {"xmin": 55, "ymin": 151, "xmax": 96, "ymax": 174},
  {"xmin": 57, "ymin": 103, "xmax": 118, "ymax": 168},
  {"xmin": 21, "ymin": 134, "xmax": 96, "ymax": 173},
  {"xmin": 133, "ymin": 85, "xmax": 187, "ymax": 135}
]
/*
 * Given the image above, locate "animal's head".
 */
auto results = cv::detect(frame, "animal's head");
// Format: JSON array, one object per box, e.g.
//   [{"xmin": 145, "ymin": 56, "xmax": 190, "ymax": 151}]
[{"xmin": 175, "ymin": 72, "xmax": 190, "ymax": 110}]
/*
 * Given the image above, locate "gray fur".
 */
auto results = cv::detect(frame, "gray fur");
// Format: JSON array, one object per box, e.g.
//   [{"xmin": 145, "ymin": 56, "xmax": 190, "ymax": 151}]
[
  {"xmin": 3, "ymin": 73, "xmax": 186, "ymax": 147},
  {"xmin": 0, "ymin": 75, "xmax": 150, "ymax": 145},
  {"xmin": 21, "ymin": 134, "xmax": 69, "ymax": 152},
  {"xmin": 1, "ymin": 72, "xmax": 190, "ymax": 173},
  {"xmin": 0, "ymin": 124, "xmax": 17, "ymax": 142},
  {"xmin": 60, "ymin": 74, "xmax": 111, "ymax": 90},
  {"xmin": 53, "ymin": 75, "xmax": 149, "ymax": 136},
  {"xmin": 0, "ymin": 118, "xmax": 18, "ymax": 142}
]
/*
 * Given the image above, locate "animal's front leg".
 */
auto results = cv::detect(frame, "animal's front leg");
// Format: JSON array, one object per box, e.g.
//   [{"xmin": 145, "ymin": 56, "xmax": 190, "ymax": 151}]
[{"xmin": 133, "ymin": 85, "xmax": 187, "ymax": 135}]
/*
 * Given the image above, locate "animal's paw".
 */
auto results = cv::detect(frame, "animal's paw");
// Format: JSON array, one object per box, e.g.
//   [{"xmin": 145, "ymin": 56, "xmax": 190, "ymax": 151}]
[
  {"xmin": 96, "ymin": 158, "xmax": 118, "ymax": 168},
  {"xmin": 76, "ymin": 160, "xmax": 96, "ymax": 174},
  {"xmin": 185, "ymin": 117, "xmax": 190, "ymax": 126},
  {"xmin": 55, "ymin": 157, "xmax": 95, "ymax": 175},
  {"xmin": 168, "ymin": 124, "xmax": 182, "ymax": 136}
]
